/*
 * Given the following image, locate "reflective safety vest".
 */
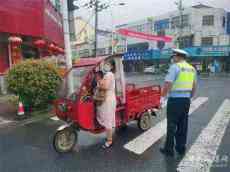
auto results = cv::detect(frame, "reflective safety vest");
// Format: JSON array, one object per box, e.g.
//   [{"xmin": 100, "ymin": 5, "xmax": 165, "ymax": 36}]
[{"xmin": 171, "ymin": 61, "xmax": 196, "ymax": 92}]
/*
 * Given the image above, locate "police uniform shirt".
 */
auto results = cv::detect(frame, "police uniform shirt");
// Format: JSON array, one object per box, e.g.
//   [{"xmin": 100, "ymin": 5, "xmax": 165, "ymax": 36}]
[{"xmin": 165, "ymin": 61, "xmax": 197, "ymax": 98}]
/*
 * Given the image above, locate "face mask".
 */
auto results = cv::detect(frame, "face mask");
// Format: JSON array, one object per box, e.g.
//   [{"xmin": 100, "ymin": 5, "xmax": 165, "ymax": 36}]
[{"xmin": 103, "ymin": 64, "xmax": 111, "ymax": 72}]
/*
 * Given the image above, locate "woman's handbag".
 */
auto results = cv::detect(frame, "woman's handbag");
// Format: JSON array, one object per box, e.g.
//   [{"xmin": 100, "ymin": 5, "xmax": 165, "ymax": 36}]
[{"xmin": 93, "ymin": 88, "xmax": 106, "ymax": 106}]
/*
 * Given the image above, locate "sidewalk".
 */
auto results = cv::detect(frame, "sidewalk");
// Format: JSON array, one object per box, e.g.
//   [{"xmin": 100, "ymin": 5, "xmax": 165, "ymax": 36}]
[
  {"xmin": 0, "ymin": 95, "xmax": 54, "ymax": 127},
  {"xmin": 0, "ymin": 99, "xmax": 17, "ymax": 121},
  {"xmin": 199, "ymin": 72, "xmax": 230, "ymax": 79}
]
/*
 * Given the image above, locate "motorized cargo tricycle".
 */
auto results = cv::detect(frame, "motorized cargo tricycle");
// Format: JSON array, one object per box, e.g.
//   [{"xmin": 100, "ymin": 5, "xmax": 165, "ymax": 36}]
[{"xmin": 53, "ymin": 54, "xmax": 161, "ymax": 153}]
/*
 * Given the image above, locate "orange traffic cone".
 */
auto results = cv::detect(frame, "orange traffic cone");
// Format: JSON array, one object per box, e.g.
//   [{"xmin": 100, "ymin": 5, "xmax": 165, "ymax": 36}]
[{"xmin": 17, "ymin": 101, "xmax": 25, "ymax": 116}]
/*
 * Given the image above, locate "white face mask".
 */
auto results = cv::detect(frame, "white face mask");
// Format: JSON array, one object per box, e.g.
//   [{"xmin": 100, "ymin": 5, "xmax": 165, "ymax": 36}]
[{"xmin": 103, "ymin": 64, "xmax": 111, "ymax": 72}]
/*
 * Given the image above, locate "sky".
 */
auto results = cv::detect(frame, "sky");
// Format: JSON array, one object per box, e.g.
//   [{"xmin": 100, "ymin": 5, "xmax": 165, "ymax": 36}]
[{"xmin": 75, "ymin": 0, "xmax": 230, "ymax": 30}]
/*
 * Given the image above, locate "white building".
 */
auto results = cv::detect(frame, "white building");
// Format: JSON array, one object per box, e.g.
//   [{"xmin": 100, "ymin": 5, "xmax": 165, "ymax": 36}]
[
  {"xmin": 115, "ymin": 4, "xmax": 230, "ymax": 51},
  {"xmin": 71, "ymin": 17, "xmax": 114, "ymax": 58}
]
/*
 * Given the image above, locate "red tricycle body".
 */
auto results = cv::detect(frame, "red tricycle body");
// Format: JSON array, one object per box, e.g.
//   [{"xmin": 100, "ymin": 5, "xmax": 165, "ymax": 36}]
[{"xmin": 53, "ymin": 54, "xmax": 161, "ymax": 153}]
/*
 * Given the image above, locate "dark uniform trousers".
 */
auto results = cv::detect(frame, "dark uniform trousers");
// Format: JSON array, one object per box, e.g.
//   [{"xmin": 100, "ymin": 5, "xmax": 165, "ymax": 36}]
[{"xmin": 164, "ymin": 97, "xmax": 191, "ymax": 153}]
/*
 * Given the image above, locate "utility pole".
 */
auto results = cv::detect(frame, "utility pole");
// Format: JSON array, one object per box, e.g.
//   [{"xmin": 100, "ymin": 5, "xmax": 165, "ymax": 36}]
[
  {"xmin": 94, "ymin": 0, "xmax": 98, "ymax": 57},
  {"xmin": 61, "ymin": 0, "xmax": 74, "ymax": 95},
  {"xmin": 75, "ymin": 0, "xmax": 125, "ymax": 57},
  {"xmin": 111, "ymin": 31, "xmax": 114, "ymax": 55},
  {"xmin": 175, "ymin": 0, "xmax": 184, "ymax": 48}
]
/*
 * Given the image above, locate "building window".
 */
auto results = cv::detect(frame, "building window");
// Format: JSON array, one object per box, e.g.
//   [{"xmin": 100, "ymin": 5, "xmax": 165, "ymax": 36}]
[
  {"xmin": 79, "ymin": 49, "xmax": 89, "ymax": 57},
  {"xmin": 223, "ymin": 16, "xmax": 226, "ymax": 28},
  {"xmin": 136, "ymin": 25, "xmax": 145, "ymax": 32},
  {"xmin": 97, "ymin": 48, "xmax": 106, "ymax": 55},
  {"xmin": 202, "ymin": 15, "xmax": 214, "ymax": 26},
  {"xmin": 182, "ymin": 15, "xmax": 189, "ymax": 28},
  {"xmin": 171, "ymin": 16, "xmax": 180, "ymax": 29},
  {"xmin": 146, "ymin": 22, "xmax": 153, "ymax": 33},
  {"xmin": 201, "ymin": 37, "xmax": 213, "ymax": 46},
  {"xmin": 171, "ymin": 15, "xmax": 189, "ymax": 29},
  {"xmin": 227, "ymin": 13, "xmax": 230, "ymax": 34},
  {"xmin": 180, "ymin": 35, "xmax": 193, "ymax": 48}
]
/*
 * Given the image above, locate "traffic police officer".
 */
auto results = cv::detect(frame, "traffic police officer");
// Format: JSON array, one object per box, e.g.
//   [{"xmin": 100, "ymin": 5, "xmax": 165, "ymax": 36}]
[{"xmin": 160, "ymin": 49, "xmax": 197, "ymax": 157}]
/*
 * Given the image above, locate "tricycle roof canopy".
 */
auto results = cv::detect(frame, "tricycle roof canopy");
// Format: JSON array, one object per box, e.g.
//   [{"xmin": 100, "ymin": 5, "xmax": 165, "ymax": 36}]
[{"xmin": 73, "ymin": 54, "xmax": 123, "ymax": 67}]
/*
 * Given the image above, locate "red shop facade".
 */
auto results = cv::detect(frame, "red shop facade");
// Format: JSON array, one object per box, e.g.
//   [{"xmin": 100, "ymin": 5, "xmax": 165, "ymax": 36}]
[{"xmin": 0, "ymin": 0, "xmax": 65, "ymax": 75}]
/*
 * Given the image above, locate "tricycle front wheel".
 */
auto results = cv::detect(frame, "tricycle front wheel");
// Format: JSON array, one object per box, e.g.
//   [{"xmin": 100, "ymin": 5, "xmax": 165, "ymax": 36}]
[
  {"xmin": 138, "ymin": 112, "xmax": 152, "ymax": 131},
  {"xmin": 53, "ymin": 127, "xmax": 77, "ymax": 153}
]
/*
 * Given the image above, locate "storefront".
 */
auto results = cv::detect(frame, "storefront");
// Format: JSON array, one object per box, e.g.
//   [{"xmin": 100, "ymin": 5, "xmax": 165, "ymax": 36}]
[
  {"xmin": 184, "ymin": 46, "xmax": 230, "ymax": 73},
  {"xmin": 0, "ymin": 0, "xmax": 64, "ymax": 75},
  {"xmin": 123, "ymin": 46, "xmax": 230, "ymax": 73},
  {"xmin": 0, "ymin": 0, "xmax": 65, "ymax": 93}
]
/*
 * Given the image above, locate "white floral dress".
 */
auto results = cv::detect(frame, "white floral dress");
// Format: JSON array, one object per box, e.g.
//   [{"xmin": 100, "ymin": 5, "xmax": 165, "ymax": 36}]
[{"xmin": 97, "ymin": 72, "xmax": 116, "ymax": 129}]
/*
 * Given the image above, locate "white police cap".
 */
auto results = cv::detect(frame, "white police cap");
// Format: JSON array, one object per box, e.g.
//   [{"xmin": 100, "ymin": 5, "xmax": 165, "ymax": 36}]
[{"xmin": 172, "ymin": 49, "xmax": 189, "ymax": 57}]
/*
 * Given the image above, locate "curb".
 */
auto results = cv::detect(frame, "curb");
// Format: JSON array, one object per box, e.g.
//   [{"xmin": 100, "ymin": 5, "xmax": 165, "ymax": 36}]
[{"xmin": 0, "ymin": 110, "xmax": 54, "ymax": 129}]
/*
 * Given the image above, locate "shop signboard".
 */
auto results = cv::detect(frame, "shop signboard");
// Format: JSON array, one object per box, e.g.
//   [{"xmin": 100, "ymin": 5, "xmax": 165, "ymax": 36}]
[
  {"xmin": 154, "ymin": 19, "xmax": 170, "ymax": 32},
  {"xmin": 123, "ymin": 46, "xmax": 230, "ymax": 61},
  {"xmin": 123, "ymin": 50, "xmax": 152, "ymax": 61},
  {"xmin": 0, "ymin": 0, "xmax": 64, "ymax": 46},
  {"xmin": 204, "ymin": 46, "xmax": 229, "ymax": 56},
  {"xmin": 184, "ymin": 46, "xmax": 230, "ymax": 57}
]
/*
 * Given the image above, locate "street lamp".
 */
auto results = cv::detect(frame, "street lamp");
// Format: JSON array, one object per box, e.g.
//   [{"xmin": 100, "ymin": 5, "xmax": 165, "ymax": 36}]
[{"xmin": 109, "ymin": 2, "xmax": 126, "ymax": 55}]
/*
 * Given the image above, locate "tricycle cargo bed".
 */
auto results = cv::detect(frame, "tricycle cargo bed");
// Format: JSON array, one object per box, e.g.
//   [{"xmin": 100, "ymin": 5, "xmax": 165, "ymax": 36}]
[{"xmin": 126, "ymin": 85, "xmax": 161, "ymax": 119}]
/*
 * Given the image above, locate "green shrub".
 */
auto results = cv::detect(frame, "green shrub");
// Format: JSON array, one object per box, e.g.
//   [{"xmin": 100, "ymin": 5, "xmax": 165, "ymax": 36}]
[{"xmin": 6, "ymin": 59, "xmax": 62, "ymax": 111}]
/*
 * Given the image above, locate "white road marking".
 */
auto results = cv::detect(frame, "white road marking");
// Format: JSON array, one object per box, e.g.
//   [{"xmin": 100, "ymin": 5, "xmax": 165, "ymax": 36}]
[
  {"xmin": 0, "ymin": 117, "xmax": 11, "ymax": 125},
  {"xmin": 177, "ymin": 99, "xmax": 230, "ymax": 172},
  {"xmin": 50, "ymin": 116, "xmax": 59, "ymax": 121},
  {"xmin": 124, "ymin": 97, "xmax": 209, "ymax": 155}
]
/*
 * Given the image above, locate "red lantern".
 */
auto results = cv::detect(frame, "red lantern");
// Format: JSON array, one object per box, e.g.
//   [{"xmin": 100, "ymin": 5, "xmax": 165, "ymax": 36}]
[
  {"xmin": 34, "ymin": 39, "xmax": 46, "ymax": 49},
  {"xmin": 54, "ymin": 46, "xmax": 59, "ymax": 52},
  {"xmin": 51, "ymin": 46, "xmax": 59, "ymax": 55},
  {"xmin": 56, "ymin": 47, "xmax": 61, "ymax": 54},
  {"xmin": 48, "ymin": 43, "xmax": 56, "ymax": 52},
  {"xmin": 8, "ymin": 36, "xmax": 22, "ymax": 46},
  {"xmin": 59, "ymin": 48, "xmax": 65, "ymax": 54}
]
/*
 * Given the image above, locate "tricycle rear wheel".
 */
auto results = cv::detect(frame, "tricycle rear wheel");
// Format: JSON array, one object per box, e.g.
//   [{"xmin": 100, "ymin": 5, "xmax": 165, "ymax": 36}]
[
  {"xmin": 53, "ymin": 127, "xmax": 77, "ymax": 153},
  {"xmin": 138, "ymin": 112, "xmax": 152, "ymax": 131}
]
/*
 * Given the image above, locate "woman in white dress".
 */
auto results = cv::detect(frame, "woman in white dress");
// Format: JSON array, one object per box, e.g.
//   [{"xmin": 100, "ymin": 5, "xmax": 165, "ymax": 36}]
[{"xmin": 97, "ymin": 60, "xmax": 116, "ymax": 148}]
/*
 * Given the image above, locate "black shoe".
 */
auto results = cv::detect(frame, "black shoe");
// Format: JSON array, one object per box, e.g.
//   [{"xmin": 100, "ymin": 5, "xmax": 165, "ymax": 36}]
[
  {"xmin": 159, "ymin": 148, "xmax": 174, "ymax": 157},
  {"xmin": 176, "ymin": 149, "xmax": 186, "ymax": 156}
]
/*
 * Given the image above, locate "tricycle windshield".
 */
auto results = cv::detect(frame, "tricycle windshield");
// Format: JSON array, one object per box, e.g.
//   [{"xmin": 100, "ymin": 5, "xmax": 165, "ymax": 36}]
[
  {"xmin": 72, "ymin": 66, "xmax": 93, "ymax": 92},
  {"xmin": 58, "ymin": 66, "xmax": 93, "ymax": 98}
]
